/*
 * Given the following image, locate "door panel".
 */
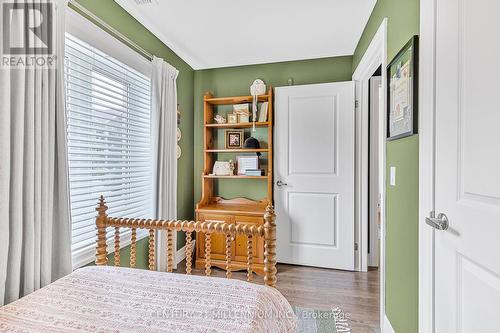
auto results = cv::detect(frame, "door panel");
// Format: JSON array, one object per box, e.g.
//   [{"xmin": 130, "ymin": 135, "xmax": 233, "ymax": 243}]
[
  {"xmin": 289, "ymin": 192, "xmax": 337, "ymax": 247},
  {"xmin": 434, "ymin": 0, "xmax": 500, "ymax": 331},
  {"xmin": 288, "ymin": 95, "xmax": 338, "ymax": 175},
  {"xmin": 275, "ymin": 82, "xmax": 355, "ymax": 270},
  {"xmin": 198, "ymin": 213, "xmax": 234, "ymax": 261},
  {"xmin": 234, "ymin": 216, "xmax": 264, "ymax": 264}
]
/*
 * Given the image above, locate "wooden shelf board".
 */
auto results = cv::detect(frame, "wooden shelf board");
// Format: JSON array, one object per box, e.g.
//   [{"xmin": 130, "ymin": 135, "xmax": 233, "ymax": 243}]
[
  {"xmin": 196, "ymin": 205, "xmax": 265, "ymax": 216},
  {"xmin": 204, "ymin": 94, "xmax": 270, "ymax": 105},
  {"xmin": 204, "ymin": 175, "xmax": 267, "ymax": 179},
  {"xmin": 205, "ymin": 122, "xmax": 270, "ymax": 129},
  {"xmin": 196, "ymin": 197, "xmax": 268, "ymax": 216},
  {"xmin": 205, "ymin": 148, "xmax": 268, "ymax": 153}
]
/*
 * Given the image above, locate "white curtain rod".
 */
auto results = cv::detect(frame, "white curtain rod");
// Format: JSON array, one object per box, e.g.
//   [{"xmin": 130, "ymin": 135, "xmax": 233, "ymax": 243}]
[{"xmin": 68, "ymin": 0, "xmax": 154, "ymax": 61}]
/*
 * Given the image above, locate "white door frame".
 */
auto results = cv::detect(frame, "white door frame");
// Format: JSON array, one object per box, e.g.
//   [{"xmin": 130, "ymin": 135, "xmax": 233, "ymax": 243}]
[
  {"xmin": 419, "ymin": 0, "xmax": 437, "ymax": 332},
  {"xmin": 352, "ymin": 18, "xmax": 387, "ymax": 330},
  {"xmin": 368, "ymin": 76, "xmax": 382, "ymax": 268}
]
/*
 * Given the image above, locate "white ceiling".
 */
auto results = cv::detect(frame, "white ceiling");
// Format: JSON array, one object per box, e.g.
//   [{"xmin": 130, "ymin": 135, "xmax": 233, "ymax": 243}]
[{"xmin": 115, "ymin": 0, "xmax": 377, "ymax": 70}]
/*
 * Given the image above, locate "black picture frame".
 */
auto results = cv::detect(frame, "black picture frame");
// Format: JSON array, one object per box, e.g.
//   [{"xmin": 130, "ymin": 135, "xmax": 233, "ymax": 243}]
[{"xmin": 387, "ymin": 35, "xmax": 419, "ymax": 140}]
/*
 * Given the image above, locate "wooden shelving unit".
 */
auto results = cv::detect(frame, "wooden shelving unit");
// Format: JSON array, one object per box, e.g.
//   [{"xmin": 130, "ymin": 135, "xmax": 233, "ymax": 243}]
[{"xmin": 195, "ymin": 88, "xmax": 274, "ymax": 276}]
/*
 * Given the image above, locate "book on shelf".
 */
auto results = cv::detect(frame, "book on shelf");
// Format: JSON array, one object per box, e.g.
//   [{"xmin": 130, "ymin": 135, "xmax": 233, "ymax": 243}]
[
  {"xmin": 258, "ymin": 102, "xmax": 269, "ymax": 122},
  {"xmin": 245, "ymin": 169, "xmax": 265, "ymax": 176}
]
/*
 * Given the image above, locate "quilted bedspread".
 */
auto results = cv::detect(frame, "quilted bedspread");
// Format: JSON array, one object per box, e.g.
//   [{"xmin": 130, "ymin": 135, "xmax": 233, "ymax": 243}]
[{"xmin": 0, "ymin": 266, "xmax": 297, "ymax": 333}]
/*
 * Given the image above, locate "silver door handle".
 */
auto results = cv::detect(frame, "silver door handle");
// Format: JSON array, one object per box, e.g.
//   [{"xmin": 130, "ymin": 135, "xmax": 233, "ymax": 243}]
[
  {"xmin": 425, "ymin": 212, "xmax": 449, "ymax": 230},
  {"xmin": 276, "ymin": 180, "xmax": 288, "ymax": 187}
]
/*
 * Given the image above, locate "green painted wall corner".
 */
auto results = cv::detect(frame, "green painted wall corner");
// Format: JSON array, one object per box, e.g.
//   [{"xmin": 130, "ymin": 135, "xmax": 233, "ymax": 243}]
[
  {"xmin": 352, "ymin": 0, "xmax": 420, "ymax": 331},
  {"xmin": 72, "ymin": 0, "xmax": 195, "ymax": 251}
]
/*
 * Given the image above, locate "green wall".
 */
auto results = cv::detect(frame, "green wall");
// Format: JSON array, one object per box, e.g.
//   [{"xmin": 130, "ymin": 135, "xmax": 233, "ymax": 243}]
[
  {"xmin": 193, "ymin": 56, "xmax": 353, "ymax": 205},
  {"xmin": 73, "ymin": 0, "xmax": 195, "ymax": 254},
  {"xmin": 352, "ymin": 1, "xmax": 420, "ymax": 332},
  {"xmin": 87, "ymin": 238, "xmax": 150, "ymax": 270},
  {"xmin": 352, "ymin": 0, "xmax": 420, "ymax": 72},
  {"xmin": 386, "ymin": 136, "xmax": 419, "ymax": 333}
]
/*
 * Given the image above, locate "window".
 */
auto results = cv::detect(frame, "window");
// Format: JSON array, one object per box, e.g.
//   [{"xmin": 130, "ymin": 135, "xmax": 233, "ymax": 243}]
[{"xmin": 64, "ymin": 34, "xmax": 152, "ymax": 267}]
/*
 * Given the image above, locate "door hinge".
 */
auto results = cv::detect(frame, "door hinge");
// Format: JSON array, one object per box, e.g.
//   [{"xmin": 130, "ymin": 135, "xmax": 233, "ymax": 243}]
[
  {"xmin": 355, "ymin": 100, "xmax": 359, "ymax": 108},
  {"xmin": 354, "ymin": 243, "xmax": 359, "ymax": 251}
]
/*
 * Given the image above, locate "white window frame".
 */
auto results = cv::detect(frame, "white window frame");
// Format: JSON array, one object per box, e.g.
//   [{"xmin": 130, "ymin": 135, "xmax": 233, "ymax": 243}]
[{"xmin": 66, "ymin": 8, "xmax": 153, "ymax": 269}]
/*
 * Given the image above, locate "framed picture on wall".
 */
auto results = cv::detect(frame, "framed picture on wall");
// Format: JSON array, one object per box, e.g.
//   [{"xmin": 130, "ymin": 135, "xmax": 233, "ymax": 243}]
[{"xmin": 387, "ymin": 35, "xmax": 419, "ymax": 140}]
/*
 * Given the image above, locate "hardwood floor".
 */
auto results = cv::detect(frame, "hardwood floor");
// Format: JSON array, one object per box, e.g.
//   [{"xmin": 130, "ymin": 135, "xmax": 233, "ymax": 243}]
[{"xmin": 177, "ymin": 262, "xmax": 380, "ymax": 333}]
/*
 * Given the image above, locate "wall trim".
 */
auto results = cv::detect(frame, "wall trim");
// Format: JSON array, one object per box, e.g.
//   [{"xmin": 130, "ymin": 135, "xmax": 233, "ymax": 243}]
[
  {"xmin": 419, "ymin": 0, "xmax": 437, "ymax": 332},
  {"xmin": 383, "ymin": 315, "xmax": 396, "ymax": 333},
  {"xmin": 352, "ymin": 17, "xmax": 388, "ymax": 273},
  {"xmin": 352, "ymin": 18, "xmax": 388, "ymax": 332}
]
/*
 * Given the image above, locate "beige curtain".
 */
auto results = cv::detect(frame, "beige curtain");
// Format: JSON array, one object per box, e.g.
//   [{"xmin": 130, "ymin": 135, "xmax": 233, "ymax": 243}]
[
  {"xmin": 0, "ymin": 0, "xmax": 72, "ymax": 305},
  {"xmin": 151, "ymin": 56, "xmax": 178, "ymax": 271}
]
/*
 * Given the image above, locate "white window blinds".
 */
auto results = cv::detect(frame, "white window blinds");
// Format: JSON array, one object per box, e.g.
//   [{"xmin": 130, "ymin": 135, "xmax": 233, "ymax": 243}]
[{"xmin": 64, "ymin": 34, "xmax": 152, "ymax": 266}]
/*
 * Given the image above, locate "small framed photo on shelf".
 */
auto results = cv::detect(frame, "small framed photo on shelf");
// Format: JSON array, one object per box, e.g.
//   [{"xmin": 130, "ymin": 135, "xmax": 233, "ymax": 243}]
[
  {"xmin": 387, "ymin": 35, "xmax": 419, "ymax": 140},
  {"xmin": 237, "ymin": 155, "xmax": 259, "ymax": 175},
  {"xmin": 227, "ymin": 113, "xmax": 238, "ymax": 124},
  {"xmin": 225, "ymin": 129, "xmax": 244, "ymax": 149}
]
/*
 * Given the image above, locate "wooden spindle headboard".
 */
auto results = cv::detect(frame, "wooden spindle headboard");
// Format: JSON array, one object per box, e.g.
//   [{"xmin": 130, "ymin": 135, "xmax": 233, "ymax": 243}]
[{"xmin": 94, "ymin": 195, "xmax": 278, "ymax": 287}]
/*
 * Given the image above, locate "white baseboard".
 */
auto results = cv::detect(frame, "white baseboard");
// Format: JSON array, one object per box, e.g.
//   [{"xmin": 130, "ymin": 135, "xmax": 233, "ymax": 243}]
[{"xmin": 383, "ymin": 315, "xmax": 396, "ymax": 333}]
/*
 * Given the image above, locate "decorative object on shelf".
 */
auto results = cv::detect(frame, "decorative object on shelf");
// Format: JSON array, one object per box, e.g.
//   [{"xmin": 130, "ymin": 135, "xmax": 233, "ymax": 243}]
[
  {"xmin": 227, "ymin": 113, "xmax": 238, "ymax": 124},
  {"xmin": 237, "ymin": 155, "xmax": 259, "ymax": 175},
  {"xmin": 233, "ymin": 104, "xmax": 250, "ymax": 123},
  {"xmin": 214, "ymin": 114, "xmax": 226, "ymax": 124},
  {"xmin": 176, "ymin": 105, "xmax": 181, "ymax": 159},
  {"xmin": 176, "ymin": 145, "xmax": 182, "ymax": 159},
  {"xmin": 245, "ymin": 169, "xmax": 265, "ymax": 176},
  {"xmin": 250, "ymin": 79, "xmax": 266, "ymax": 131},
  {"xmin": 258, "ymin": 102, "xmax": 269, "ymax": 122},
  {"xmin": 387, "ymin": 35, "xmax": 418, "ymax": 140},
  {"xmin": 243, "ymin": 137, "xmax": 262, "ymax": 156},
  {"xmin": 225, "ymin": 129, "xmax": 244, "ymax": 149},
  {"xmin": 212, "ymin": 160, "xmax": 235, "ymax": 176},
  {"xmin": 287, "ymin": 78, "xmax": 294, "ymax": 86},
  {"xmin": 238, "ymin": 114, "xmax": 250, "ymax": 123}
]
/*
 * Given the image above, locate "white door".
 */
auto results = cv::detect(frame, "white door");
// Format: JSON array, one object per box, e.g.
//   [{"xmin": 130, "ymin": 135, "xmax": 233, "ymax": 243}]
[
  {"xmin": 369, "ymin": 77, "xmax": 382, "ymax": 267},
  {"xmin": 275, "ymin": 82, "xmax": 355, "ymax": 270},
  {"xmin": 432, "ymin": 0, "xmax": 500, "ymax": 331}
]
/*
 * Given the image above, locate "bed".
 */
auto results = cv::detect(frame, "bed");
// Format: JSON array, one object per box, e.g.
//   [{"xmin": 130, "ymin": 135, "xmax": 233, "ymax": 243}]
[
  {"xmin": 0, "ymin": 266, "xmax": 296, "ymax": 332},
  {"xmin": 0, "ymin": 197, "xmax": 297, "ymax": 332}
]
